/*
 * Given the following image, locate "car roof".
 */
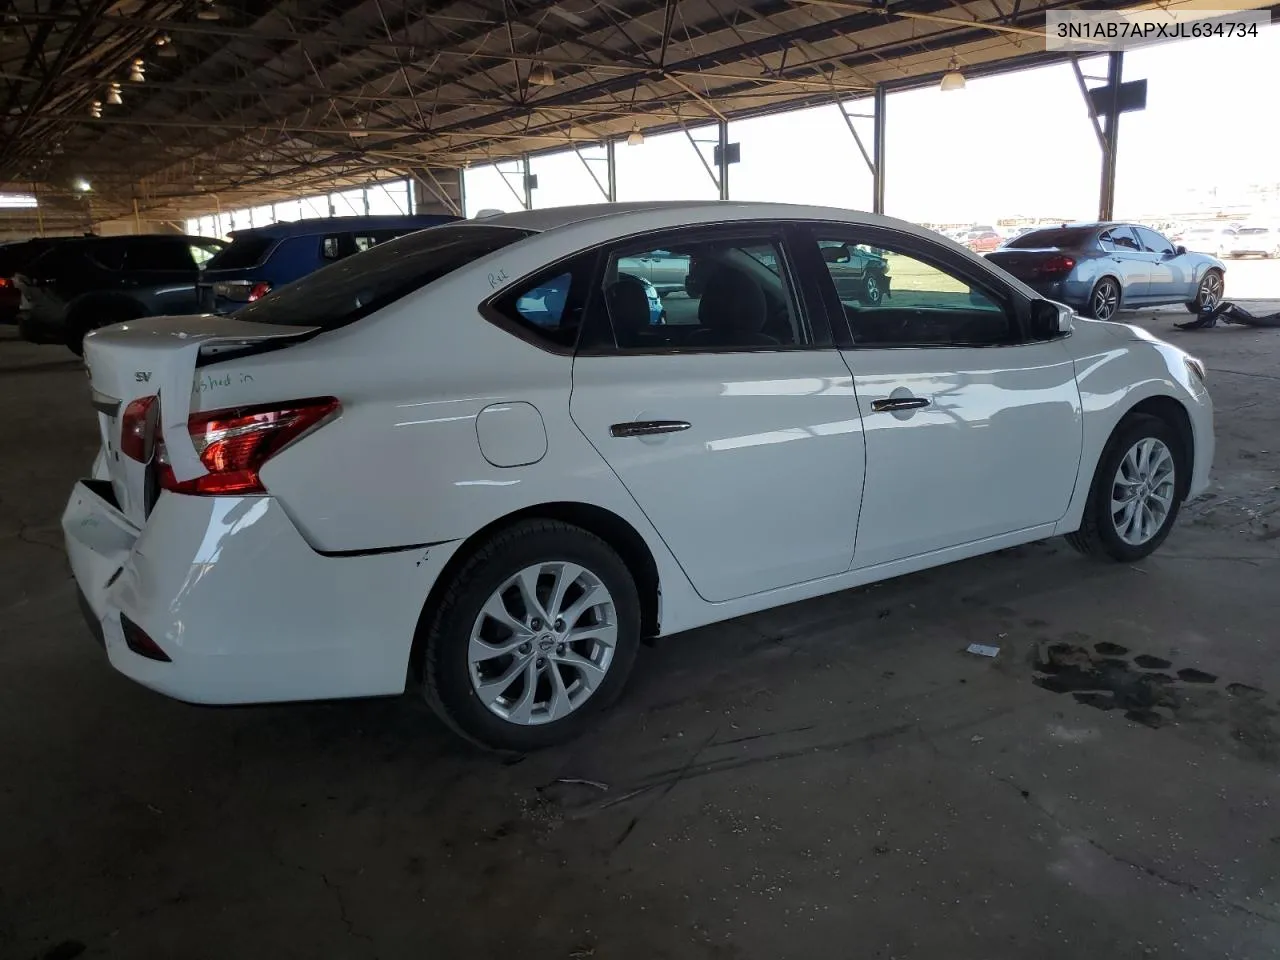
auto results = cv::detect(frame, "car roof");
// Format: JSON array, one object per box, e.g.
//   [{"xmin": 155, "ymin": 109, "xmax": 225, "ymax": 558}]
[
  {"xmin": 461, "ymin": 200, "xmax": 970, "ymax": 247},
  {"xmin": 227, "ymin": 214, "xmax": 459, "ymax": 241}
]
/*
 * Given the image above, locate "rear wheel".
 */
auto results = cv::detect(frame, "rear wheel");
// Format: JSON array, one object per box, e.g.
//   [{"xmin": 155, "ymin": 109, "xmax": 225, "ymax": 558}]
[
  {"xmin": 420, "ymin": 520, "xmax": 641, "ymax": 751},
  {"xmin": 860, "ymin": 273, "xmax": 884, "ymax": 306},
  {"xmin": 1085, "ymin": 277, "xmax": 1121, "ymax": 320},
  {"xmin": 1066, "ymin": 413, "xmax": 1185, "ymax": 562},
  {"xmin": 1184, "ymin": 269, "xmax": 1223, "ymax": 314}
]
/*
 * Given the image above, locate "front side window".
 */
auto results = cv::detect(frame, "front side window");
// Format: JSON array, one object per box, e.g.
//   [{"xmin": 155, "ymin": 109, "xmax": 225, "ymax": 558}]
[
  {"xmin": 599, "ymin": 235, "xmax": 806, "ymax": 351},
  {"xmin": 1134, "ymin": 227, "xmax": 1174, "ymax": 257},
  {"xmin": 814, "ymin": 233, "xmax": 1014, "ymax": 347},
  {"xmin": 189, "ymin": 240, "xmax": 223, "ymax": 267}
]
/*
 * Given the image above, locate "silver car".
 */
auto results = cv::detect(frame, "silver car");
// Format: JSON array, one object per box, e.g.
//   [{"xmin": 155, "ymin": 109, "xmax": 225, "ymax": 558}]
[
  {"xmin": 985, "ymin": 222, "xmax": 1225, "ymax": 321},
  {"xmin": 1225, "ymin": 225, "xmax": 1280, "ymax": 259}
]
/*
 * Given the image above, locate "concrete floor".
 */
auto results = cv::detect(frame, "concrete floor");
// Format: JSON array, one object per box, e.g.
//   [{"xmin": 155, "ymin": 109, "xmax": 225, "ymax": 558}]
[{"xmin": 2, "ymin": 303, "xmax": 1278, "ymax": 960}]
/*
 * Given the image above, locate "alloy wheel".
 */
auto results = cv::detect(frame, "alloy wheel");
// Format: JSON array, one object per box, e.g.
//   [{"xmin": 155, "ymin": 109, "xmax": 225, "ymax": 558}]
[
  {"xmin": 467, "ymin": 562, "xmax": 617, "ymax": 726},
  {"xmin": 1198, "ymin": 272, "xmax": 1223, "ymax": 310},
  {"xmin": 1110, "ymin": 437, "xmax": 1176, "ymax": 546},
  {"xmin": 863, "ymin": 275, "xmax": 881, "ymax": 304},
  {"xmin": 1092, "ymin": 280, "xmax": 1119, "ymax": 320}
]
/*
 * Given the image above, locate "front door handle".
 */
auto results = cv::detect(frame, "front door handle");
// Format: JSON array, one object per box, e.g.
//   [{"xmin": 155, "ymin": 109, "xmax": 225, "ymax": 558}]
[
  {"xmin": 610, "ymin": 420, "xmax": 691, "ymax": 438},
  {"xmin": 871, "ymin": 397, "xmax": 930, "ymax": 413}
]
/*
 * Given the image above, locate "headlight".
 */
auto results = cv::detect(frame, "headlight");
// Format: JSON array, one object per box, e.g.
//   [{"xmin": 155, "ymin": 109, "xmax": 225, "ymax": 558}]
[{"xmin": 1185, "ymin": 356, "xmax": 1207, "ymax": 384}]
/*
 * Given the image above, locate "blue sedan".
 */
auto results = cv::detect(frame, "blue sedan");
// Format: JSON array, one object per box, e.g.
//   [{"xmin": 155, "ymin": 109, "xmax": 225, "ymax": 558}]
[{"xmin": 985, "ymin": 222, "xmax": 1225, "ymax": 321}]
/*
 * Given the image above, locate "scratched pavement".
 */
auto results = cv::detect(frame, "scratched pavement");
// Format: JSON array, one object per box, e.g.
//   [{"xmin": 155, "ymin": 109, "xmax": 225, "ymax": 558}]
[{"xmin": 1, "ymin": 308, "xmax": 1278, "ymax": 960}]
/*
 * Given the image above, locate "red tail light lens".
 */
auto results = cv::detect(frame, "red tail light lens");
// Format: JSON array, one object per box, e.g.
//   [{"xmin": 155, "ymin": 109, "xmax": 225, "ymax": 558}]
[
  {"xmin": 120, "ymin": 395, "xmax": 159, "ymax": 463},
  {"xmin": 248, "ymin": 281, "xmax": 272, "ymax": 302},
  {"xmin": 0, "ymin": 277, "xmax": 12, "ymax": 289},
  {"xmin": 157, "ymin": 397, "xmax": 339, "ymax": 496},
  {"xmin": 1039, "ymin": 255, "xmax": 1077, "ymax": 277}
]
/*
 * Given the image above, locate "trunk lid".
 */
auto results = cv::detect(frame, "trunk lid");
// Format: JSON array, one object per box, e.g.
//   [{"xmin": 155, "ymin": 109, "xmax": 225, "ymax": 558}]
[{"xmin": 82, "ymin": 314, "xmax": 318, "ymax": 527}]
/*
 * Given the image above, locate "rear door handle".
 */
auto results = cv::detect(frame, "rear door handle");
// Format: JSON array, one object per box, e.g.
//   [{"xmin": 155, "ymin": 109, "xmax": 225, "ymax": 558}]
[
  {"xmin": 610, "ymin": 420, "xmax": 691, "ymax": 438},
  {"xmin": 871, "ymin": 397, "xmax": 930, "ymax": 413}
]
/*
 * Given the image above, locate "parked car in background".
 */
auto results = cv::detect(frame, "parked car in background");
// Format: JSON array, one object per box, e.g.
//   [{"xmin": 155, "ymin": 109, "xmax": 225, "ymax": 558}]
[
  {"xmin": 818, "ymin": 239, "xmax": 891, "ymax": 304},
  {"xmin": 964, "ymin": 229, "xmax": 1003, "ymax": 253},
  {"xmin": 15, "ymin": 234, "xmax": 225, "ymax": 353},
  {"xmin": 0, "ymin": 237, "xmax": 76, "ymax": 324},
  {"xmin": 65, "ymin": 201, "xmax": 1212, "ymax": 750},
  {"xmin": 1180, "ymin": 223, "xmax": 1237, "ymax": 258},
  {"xmin": 1224, "ymin": 224, "xmax": 1280, "ymax": 259},
  {"xmin": 196, "ymin": 214, "xmax": 459, "ymax": 314},
  {"xmin": 985, "ymin": 222, "xmax": 1224, "ymax": 321}
]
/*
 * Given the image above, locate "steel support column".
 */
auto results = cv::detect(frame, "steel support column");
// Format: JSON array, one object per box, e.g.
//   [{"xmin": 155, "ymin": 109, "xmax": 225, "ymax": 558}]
[
  {"xmin": 606, "ymin": 139, "xmax": 617, "ymax": 202},
  {"xmin": 872, "ymin": 85, "xmax": 886, "ymax": 215},
  {"xmin": 717, "ymin": 119, "xmax": 730, "ymax": 201},
  {"xmin": 1098, "ymin": 51, "xmax": 1123, "ymax": 222},
  {"xmin": 521, "ymin": 154, "xmax": 533, "ymax": 210}
]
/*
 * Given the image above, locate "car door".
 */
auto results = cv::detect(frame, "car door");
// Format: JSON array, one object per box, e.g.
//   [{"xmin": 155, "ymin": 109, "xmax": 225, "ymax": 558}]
[
  {"xmin": 1096, "ymin": 225, "xmax": 1151, "ymax": 303},
  {"xmin": 568, "ymin": 224, "xmax": 865, "ymax": 603},
  {"xmin": 121, "ymin": 237, "xmax": 202, "ymax": 315},
  {"xmin": 1134, "ymin": 226, "xmax": 1181, "ymax": 301},
  {"xmin": 801, "ymin": 224, "xmax": 1083, "ymax": 570}
]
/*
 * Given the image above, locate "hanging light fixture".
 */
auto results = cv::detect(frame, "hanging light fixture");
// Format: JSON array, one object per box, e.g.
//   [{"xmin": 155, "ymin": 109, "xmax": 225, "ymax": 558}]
[
  {"xmin": 940, "ymin": 56, "xmax": 966, "ymax": 92},
  {"xmin": 626, "ymin": 121, "xmax": 644, "ymax": 146},
  {"xmin": 129, "ymin": 58, "xmax": 146, "ymax": 82},
  {"xmin": 106, "ymin": 82, "xmax": 123, "ymax": 105},
  {"xmin": 89, "ymin": 100, "xmax": 103, "ymax": 118},
  {"xmin": 196, "ymin": 0, "xmax": 223, "ymax": 20},
  {"xmin": 155, "ymin": 34, "xmax": 178, "ymax": 57},
  {"xmin": 528, "ymin": 63, "xmax": 556, "ymax": 87}
]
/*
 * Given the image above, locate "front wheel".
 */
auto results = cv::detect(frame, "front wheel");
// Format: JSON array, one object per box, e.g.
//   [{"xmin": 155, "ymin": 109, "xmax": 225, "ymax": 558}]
[
  {"xmin": 420, "ymin": 520, "xmax": 641, "ymax": 751},
  {"xmin": 1085, "ymin": 277, "xmax": 1121, "ymax": 320},
  {"xmin": 859, "ymin": 273, "xmax": 884, "ymax": 306},
  {"xmin": 1065, "ymin": 414, "xmax": 1185, "ymax": 562},
  {"xmin": 1185, "ymin": 269, "xmax": 1224, "ymax": 314}
]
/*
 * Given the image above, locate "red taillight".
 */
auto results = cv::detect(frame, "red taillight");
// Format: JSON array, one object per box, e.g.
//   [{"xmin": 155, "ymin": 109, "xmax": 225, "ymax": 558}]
[
  {"xmin": 0, "ymin": 276, "xmax": 12, "ymax": 289},
  {"xmin": 1039, "ymin": 255, "xmax": 1076, "ymax": 277},
  {"xmin": 120, "ymin": 614, "xmax": 171, "ymax": 662},
  {"xmin": 157, "ymin": 397, "xmax": 339, "ymax": 496},
  {"xmin": 248, "ymin": 281, "xmax": 272, "ymax": 302},
  {"xmin": 120, "ymin": 395, "xmax": 159, "ymax": 463}
]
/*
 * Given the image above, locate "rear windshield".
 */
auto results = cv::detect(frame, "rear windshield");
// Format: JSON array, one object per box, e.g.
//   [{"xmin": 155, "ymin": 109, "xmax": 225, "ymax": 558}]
[
  {"xmin": 208, "ymin": 236, "xmax": 276, "ymax": 270},
  {"xmin": 232, "ymin": 224, "xmax": 534, "ymax": 328},
  {"xmin": 1003, "ymin": 227, "xmax": 1096, "ymax": 249}
]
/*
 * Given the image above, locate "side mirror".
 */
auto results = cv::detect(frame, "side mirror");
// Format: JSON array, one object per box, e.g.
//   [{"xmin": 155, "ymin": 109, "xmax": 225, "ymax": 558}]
[
  {"xmin": 821, "ymin": 244, "xmax": 852, "ymax": 264},
  {"xmin": 1031, "ymin": 299, "xmax": 1074, "ymax": 337},
  {"xmin": 1174, "ymin": 245, "xmax": 1187, "ymax": 256}
]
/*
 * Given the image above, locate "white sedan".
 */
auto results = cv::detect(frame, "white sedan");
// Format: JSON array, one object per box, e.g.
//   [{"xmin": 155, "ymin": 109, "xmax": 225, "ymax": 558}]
[{"xmin": 65, "ymin": 201, "xmax": 1214, "ymax": 750}]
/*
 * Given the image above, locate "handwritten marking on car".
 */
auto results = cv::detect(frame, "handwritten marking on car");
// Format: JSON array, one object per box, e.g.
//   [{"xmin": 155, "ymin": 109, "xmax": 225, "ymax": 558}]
[
  {"xmin": 487, "ymin": 268, "xmax": 511, "ymax": 290},
  {"xmin": 192, "ymin": 372, "xmax": 255, "ymax": 394},
  {"xmin": 135, "ymin": 371, "xmax": 152, "ymax": 383}
]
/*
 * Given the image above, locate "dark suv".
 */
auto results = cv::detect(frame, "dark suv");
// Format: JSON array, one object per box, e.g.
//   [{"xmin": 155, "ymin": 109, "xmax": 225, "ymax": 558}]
[{"xmin": 15, "ymin": 234, "xmax": 225, "ymax": 353}]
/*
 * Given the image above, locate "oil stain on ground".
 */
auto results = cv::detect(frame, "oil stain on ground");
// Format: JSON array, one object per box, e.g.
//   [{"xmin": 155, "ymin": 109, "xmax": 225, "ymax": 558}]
[{"xmin": 1031, "ymin": 640, "xmax": 1279, "ymax": 763}]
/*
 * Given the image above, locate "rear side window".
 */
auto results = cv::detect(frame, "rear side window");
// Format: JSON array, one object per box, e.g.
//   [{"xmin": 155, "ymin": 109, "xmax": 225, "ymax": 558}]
[
  {"xmin": 84, "ymin": 239, "xmax": 128, "ymax": 270},
  {"xmin": 123, "ymin": 238, "xmax": 195, "ymax": 271},
  {"xmin": 488, "ymin": 254, "xmax": 598, "ymax": 349},
  {"xmin": 207, "ymin": 237, "xmax": 275, "ymax": 270},
  {"xmin": 232, "ymin": 224, "xmax": 534, "ymax": 329}
]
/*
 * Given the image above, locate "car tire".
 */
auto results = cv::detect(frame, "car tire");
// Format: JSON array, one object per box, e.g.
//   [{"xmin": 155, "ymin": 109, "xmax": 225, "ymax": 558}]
[
  {"xmin": 420, "ymin": 519, "xmax": 642, "ymax": 752},
  {"xmin": 1065, "ymin": 413, "xmax": 1186, "ymax": 563},
  {"xmin": 859, "ymin": 273, "xmax": 884, "ymax": 306},
  {"xmin": 1084, "ymin": 277, "xmax": 1121, "ymax": 321},
  {"xmin": 1184, "ymin": 269, "xmax": 1224, "ymax": 314}
]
